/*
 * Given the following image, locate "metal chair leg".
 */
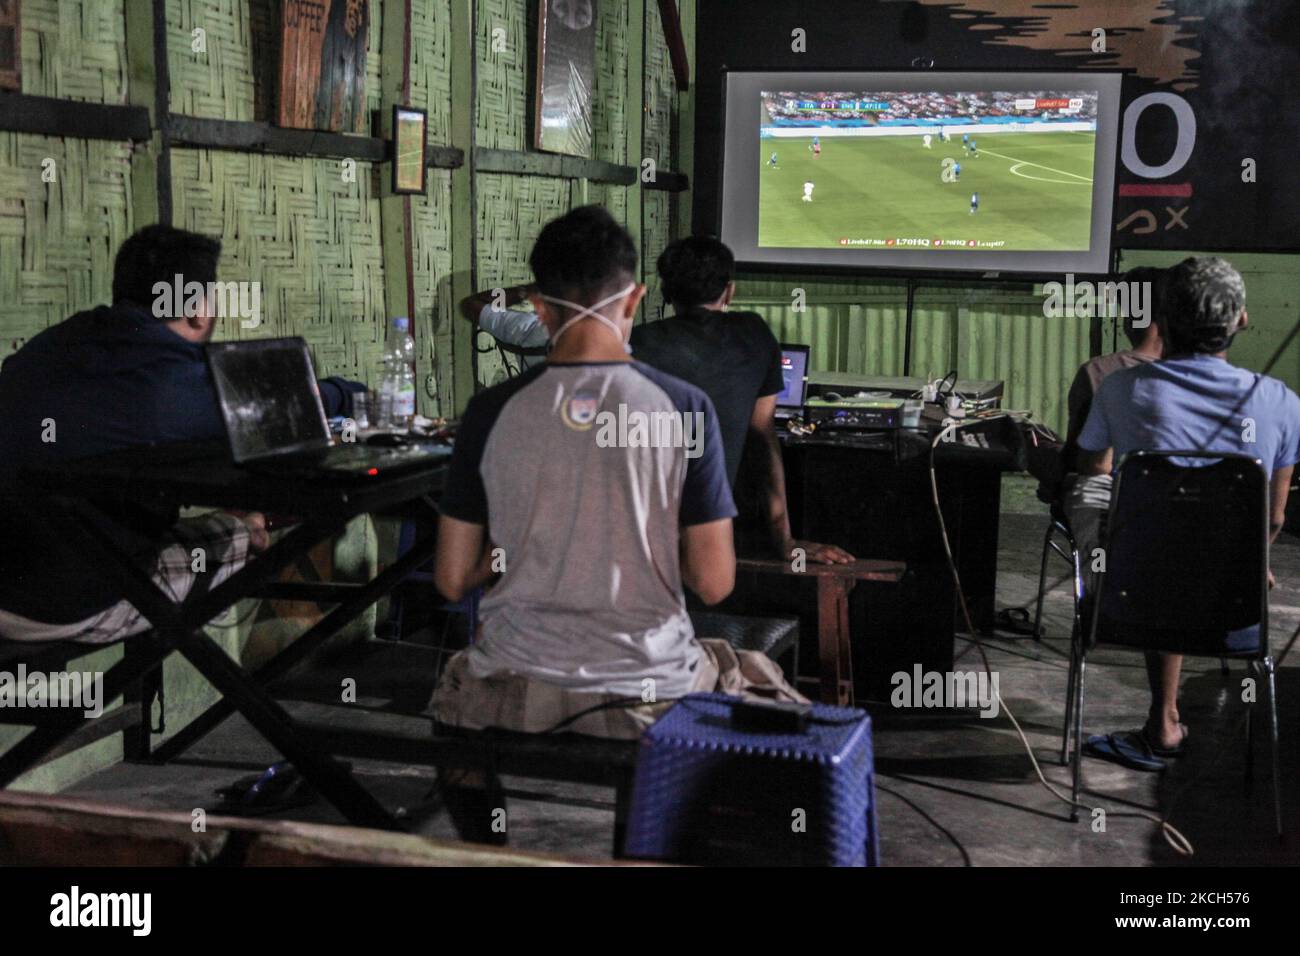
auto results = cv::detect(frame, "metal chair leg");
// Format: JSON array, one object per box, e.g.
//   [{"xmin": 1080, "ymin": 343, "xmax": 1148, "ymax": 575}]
[
  {"xmin": 1061, "ymin": 634, "xmax": 1078, "ymax": 766},
  {"xmin": 1265, "ymin": 657, "xmax": 1283, "ymax": 839},
  {"xmin": 1070, "ymin": 653, "xmax": 1087, "ymax": 821},
  {"xmin": 1033, "ymin": 523, "xmax": 1054, "ymax": 641}
]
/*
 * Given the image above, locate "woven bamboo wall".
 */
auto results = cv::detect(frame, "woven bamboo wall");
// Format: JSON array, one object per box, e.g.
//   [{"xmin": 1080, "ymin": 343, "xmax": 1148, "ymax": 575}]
[
  {"xmin": 0, "ymin": 0, "xmax": 133, "ymax": 355},
  {"xmin": 170, "ymin": 148, "xmax": 389, "ymax": 381},
  {"xmin": 19, "ymin": 0, "xmax": 127, "ymax": 103},
  {"xmin": 409, "ymin": 0, "xmax": 454, "ymax": 414},
  {"xmin": 471, "ymin": 0, "xmax": 684, "ymax": 384},
  {"xmin": 4, "ymin": 0, "xmax": 689, "ymax": 400},
  {"xmin": 165, "ymin": 1, "xmax": 391, "ymax": 383},
  {"xmin": 640, "ymin": 0, "xmax": 674, "ymax": 321}
]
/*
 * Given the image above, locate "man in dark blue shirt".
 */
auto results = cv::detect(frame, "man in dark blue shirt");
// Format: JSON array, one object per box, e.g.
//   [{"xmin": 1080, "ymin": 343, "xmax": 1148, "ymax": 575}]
[
  {"xmin": 0, "ymin": 226, "xmax": 274, "ymax": 639},
  {"xmin": 630, "ymin": 237, "xmax": 853, "ymax": 566}
]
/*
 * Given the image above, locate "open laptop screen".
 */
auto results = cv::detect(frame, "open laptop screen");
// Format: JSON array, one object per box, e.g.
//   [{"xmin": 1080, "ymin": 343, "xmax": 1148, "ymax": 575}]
[
  {"xmin": 207, "ymin": 338, "xmax": 331, "ymax": 462},
  {"xmin": 776, "ymin": 345, "xmax": 809, "ymax": 410}
]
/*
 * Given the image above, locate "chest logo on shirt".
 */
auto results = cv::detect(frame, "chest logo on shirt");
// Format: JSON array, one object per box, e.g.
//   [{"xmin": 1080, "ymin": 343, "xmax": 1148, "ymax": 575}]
[{"xmin": 561, "ymin": 389, "xmax": 601, "ymax": 430}]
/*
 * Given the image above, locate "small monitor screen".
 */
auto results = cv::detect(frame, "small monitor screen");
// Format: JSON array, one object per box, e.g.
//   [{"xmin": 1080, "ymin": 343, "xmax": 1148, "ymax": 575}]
[
  {"xmin": 208, "ymin": 339, "xmax": 330, "ymax": 462},
  {"xmin": 777, "ymin": 346, "xmax": 809, "ymax": 408}
]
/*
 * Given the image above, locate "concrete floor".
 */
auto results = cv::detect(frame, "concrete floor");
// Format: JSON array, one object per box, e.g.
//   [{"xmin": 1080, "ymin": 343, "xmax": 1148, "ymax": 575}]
[{"xmin": 66, "ymin": 475, "xmax": 1300, "ymax": 865}]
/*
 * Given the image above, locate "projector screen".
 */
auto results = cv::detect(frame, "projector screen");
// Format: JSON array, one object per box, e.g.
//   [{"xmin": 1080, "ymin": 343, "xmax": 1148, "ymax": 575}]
[{"xmin": 720, "ymin": 71, "xmax": 1123, "ymax": 275}]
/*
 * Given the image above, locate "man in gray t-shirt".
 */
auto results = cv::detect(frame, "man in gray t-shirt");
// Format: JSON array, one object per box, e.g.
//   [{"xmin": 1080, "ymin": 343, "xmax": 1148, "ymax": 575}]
[{"xmin": 432, "ymin": 208, "xmax": 804, "ymax": 747}]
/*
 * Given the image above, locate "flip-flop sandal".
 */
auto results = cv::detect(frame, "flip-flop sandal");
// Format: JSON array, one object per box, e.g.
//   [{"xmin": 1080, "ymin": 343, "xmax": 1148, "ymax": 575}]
[
  {"xmin": 1138, "ymin": 724, "xmax": 1189, "ymax": 759},
  {"xmin": 996, "ymin": 607, "xmax": 1039, "ymax": 637},
  {"xmin": 1084, "ymin": 731, "xmax": 1167, "ymax": 772}
]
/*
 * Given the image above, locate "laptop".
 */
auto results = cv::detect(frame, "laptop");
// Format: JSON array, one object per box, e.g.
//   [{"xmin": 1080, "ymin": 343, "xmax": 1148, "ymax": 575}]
[
  {"xmin": 775, "ymin": 344, "xmax": 810, "ymax": 421},
  {"xmin": 206, "ymin": 337, "xmax": 451, "ymax": 479}
]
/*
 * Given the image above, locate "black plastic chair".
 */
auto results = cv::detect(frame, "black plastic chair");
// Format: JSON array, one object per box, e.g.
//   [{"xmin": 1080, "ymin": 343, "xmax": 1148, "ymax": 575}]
[
  {"xmin": 1033, "ymin": 507, "xmax": 1081, "ymax": 650},
  {"xmin": 1065, "ymin": 451, "xmax": 1282, "ymax": 836}
]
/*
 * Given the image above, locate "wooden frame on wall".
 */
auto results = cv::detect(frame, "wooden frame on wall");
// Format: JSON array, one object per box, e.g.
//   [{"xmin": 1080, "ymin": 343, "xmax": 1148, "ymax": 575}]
[
  {"xmin": 391, "ymin": 104, "xmax": 427, "ymax": 194},
  {"xmin": 533, "ymin": 0, "xmax": 596, "ymax": 158},
  {"xmin": 277, "ymin": 0, "xmax": 371, "ymax": 133},
  {"xmin": 0, "ymin": 0, "xmax": 20, "ymax": 92}
]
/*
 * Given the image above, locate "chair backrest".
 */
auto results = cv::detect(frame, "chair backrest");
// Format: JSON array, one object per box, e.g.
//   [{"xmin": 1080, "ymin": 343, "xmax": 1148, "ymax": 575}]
[{"xmin": 1093, "ymin": 450, "xmax": 1269, "ymax": 657}]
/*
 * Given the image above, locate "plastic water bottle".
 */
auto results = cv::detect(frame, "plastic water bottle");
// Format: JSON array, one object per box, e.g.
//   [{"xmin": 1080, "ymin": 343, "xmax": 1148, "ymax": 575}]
[{"xmin": 384, "ymin": 317, "xmax": 417, "ymax": 429}]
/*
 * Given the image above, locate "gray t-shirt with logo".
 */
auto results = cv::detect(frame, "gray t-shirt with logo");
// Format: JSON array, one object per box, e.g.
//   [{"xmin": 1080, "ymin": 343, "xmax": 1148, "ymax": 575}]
[{"xmin": 439, "ymin": 360, "xmax": 736, "ymax": 698}]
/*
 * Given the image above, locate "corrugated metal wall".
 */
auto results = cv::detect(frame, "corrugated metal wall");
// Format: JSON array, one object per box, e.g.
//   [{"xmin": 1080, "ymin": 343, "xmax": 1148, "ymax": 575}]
[{"xmin": 733, "ymin": 274, "xmax": 1095, "ymax": 437}]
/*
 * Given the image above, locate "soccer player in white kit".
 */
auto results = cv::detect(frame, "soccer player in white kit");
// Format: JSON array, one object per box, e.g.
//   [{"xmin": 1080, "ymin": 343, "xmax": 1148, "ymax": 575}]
[
  {"xmin": 922, "ymin": 133, "xmax": 932, "ymax": 148},
  {"xmin": 802, "ymin": 181, "xmax": 815, "ymax": 202}
]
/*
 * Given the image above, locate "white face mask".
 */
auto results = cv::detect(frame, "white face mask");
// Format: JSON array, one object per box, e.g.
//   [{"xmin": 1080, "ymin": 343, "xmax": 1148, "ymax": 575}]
[{"xmin": 541, "ymin": 283, "xmax": 636, "ymax": 353}]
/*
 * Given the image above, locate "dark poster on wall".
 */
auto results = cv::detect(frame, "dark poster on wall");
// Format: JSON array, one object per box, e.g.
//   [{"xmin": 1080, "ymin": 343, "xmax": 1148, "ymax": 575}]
[
  {"xmin": 534, "ymin": 0, "xmax": 596, "ymax": 157},
  {"xmin": 695, "ymin": 0, "xmax": 1300, "ymax": 252},
  {"xmin": 0, "ymin": 0, "xmax": 19, "ymax": 92},
  {"xmin": 278, "ymin": 0, "xmax": 370, "ymax": 133}
]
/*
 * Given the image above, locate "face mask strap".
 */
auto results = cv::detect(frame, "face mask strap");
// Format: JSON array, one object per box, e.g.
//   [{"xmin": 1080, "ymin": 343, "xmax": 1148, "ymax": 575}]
[{"xmin": 542, "ymin": 283, "xmax": 636, "ymax": 352}]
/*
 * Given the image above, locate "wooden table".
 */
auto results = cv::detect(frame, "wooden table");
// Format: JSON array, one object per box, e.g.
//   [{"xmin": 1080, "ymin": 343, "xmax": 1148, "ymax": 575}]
[{"xmin": 736, "ymin": 558, "xmax": 906, "ymax": 706}]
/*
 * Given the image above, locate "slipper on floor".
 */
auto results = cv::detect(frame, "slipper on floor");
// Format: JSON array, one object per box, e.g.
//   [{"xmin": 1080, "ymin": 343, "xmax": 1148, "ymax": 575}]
[
  {"xmin": 1139, "ymin": 724, "xmax": 1188, "ymax": 759},
  {"xmin": 996, "ymin": 607, "xmax": 1039, "ymax": 637},
  {"xmin": 1083, "ymin": 732, "xmax": 1166, "ymax": 772}
]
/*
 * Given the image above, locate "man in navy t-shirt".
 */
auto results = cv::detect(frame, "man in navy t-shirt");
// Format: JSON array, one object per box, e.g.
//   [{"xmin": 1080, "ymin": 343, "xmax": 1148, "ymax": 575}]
[
  {"xmin": 630, "ymin": 236, "xmax": 853, "ymax": 566},
  {"xmin": 1076, "ymin": 257, "xmax": 1300, "ymax": 767},
  {"xmin": 0, "ymin": 226, "xmax": 274, "ymax": 641}
]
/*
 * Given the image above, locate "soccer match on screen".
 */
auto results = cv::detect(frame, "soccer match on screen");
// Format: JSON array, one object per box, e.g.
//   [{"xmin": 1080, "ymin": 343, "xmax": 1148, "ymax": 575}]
[{"xmin": 757, "ymin": 90, "xmax": 1099, "ymax": 253}]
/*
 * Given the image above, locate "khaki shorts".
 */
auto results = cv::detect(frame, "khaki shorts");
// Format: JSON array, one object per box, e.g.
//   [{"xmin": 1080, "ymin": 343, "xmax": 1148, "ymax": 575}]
[{"xmin": 429, "ymin": 638, "xmax": 807, "ymax": 740}]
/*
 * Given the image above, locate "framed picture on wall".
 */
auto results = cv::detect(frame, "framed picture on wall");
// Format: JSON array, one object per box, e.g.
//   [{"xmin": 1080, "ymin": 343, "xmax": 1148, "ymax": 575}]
[
  {"xmin": 278, "ymin": 0, "xmax": 370, "ymax": 133},
  {"xmin": 533, "ymin": 0, "xmax": 596, "ymax": 158},
  {"xmin": 391, "ymin": 105, "xmax": 427, "ymax": 195},
  {"xmin": 0, "ymin": 0, "xmax": 20, "ymax": 92}
]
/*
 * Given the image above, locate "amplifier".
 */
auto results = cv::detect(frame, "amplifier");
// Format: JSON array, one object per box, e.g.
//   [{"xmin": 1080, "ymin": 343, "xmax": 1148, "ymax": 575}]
[{"xmin": 804, "ymin": 396, "xmax": 905, "ymax": 431}]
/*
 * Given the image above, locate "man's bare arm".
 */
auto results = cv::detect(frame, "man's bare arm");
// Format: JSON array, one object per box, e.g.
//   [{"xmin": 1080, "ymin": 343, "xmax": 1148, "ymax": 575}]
[
  {"xmin": 459, "ymin": 283, "xmax": 535, "ymax": 323},
  {"xmin": 1077, "ymin": 447, "xmax": 1113, "ymax": 477},
  {"xmin": 434, "ymin": 515, "xmax": 496, "ymax": 602},
  {"xmin": 1269, "ymin": 465, "xmax": 1292, "ymax": 544},
  {"xmin": 681, "ymin": 517, "xmax": 736, "ymax": 606},
  {"xmin": 749, "ymin": 395, "xmax": 854, "ymax": 564}
]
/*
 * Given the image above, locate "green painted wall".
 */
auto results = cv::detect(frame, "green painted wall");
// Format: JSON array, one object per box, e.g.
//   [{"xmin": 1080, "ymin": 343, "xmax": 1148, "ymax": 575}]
[{"xmin": 733, "ymin": 252, "xmax": 1300, "ymax": 439}]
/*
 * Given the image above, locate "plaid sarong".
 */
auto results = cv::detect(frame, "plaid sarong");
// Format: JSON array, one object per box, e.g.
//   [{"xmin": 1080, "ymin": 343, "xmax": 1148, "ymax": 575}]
[{"xmin": 0, "ymin": 512, "xmax": 252, "ymax": 644}]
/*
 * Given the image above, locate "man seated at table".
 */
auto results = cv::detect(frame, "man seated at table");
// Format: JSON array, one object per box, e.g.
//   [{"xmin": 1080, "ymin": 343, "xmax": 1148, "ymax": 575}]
[
  {"xmin": 1076, "ymin": 256, "xmax": 1300, "ymax": 770},
  {"xmin": 629, "ymin": 236, "xmax": 853, "ymax": 565},
  {"xmin": 1057, "ymin": 266, "xmax": 1166, "ymax": 571},
  {"xmin": 0, "ymin": 225, "xmax": 273, "ymax": 643},
  {"xmin": 431, "ymin": 206, "xmax": 806, "ymax": 743},
  {"xmin": 459, "ymin": 281, "xmax": 548, "ymax": 372}
]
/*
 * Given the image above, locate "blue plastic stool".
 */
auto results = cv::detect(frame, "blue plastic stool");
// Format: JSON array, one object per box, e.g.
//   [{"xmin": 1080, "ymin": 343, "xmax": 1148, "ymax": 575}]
[
  {"xmin": 624, "ymin": 693, "xmax": 879, "ymax": 866},
  {"xmin": 385, "ymin": 518, "xmax": 479, "ymax": 641}
]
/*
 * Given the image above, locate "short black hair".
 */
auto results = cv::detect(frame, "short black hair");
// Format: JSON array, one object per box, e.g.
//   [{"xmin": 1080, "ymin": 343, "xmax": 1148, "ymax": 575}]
[
  {"xmin": 528, "ymin": 205, "xmax": 637, "ymax": 302},
  {"xmin": 112, "ymin": 225, "xmax": 222, "ymax": 313},
  {"xmin": 657, "ymin": 236, "xmax": 734, "ymax": 309},
  {"xmin": 1161, "ymin": 256, "xmax": 1246, "ymax": 355},
  {"xmin": 1118, "ymin": 266, "xmax": 1165, "ymax": 348}
]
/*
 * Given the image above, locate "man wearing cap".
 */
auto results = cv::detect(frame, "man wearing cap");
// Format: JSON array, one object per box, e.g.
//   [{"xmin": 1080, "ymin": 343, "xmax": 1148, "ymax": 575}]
[{"xmin": 1075, "ymin": 256, "xmax": 1300, "ymax": 769}]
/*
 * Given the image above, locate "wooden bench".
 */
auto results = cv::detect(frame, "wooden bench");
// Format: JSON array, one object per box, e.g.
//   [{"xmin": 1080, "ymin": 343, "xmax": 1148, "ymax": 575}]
[
  {"xmin": 736, "ymin": 558, "xmax": 907, "ymax": 706},
  {"xmin": 0, "ymin": 789, "xmax": 596, "ymax": 866},
  {"xmin": 0, "ymin": 633, "xmax": 163, "ymax": 785}
]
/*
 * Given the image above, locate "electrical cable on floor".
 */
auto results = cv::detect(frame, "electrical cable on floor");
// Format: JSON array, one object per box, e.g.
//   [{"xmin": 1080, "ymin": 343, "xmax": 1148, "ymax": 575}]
[{"xmin": 928, "ymin": 418, "xmax": 1196, "ymax": 856}]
